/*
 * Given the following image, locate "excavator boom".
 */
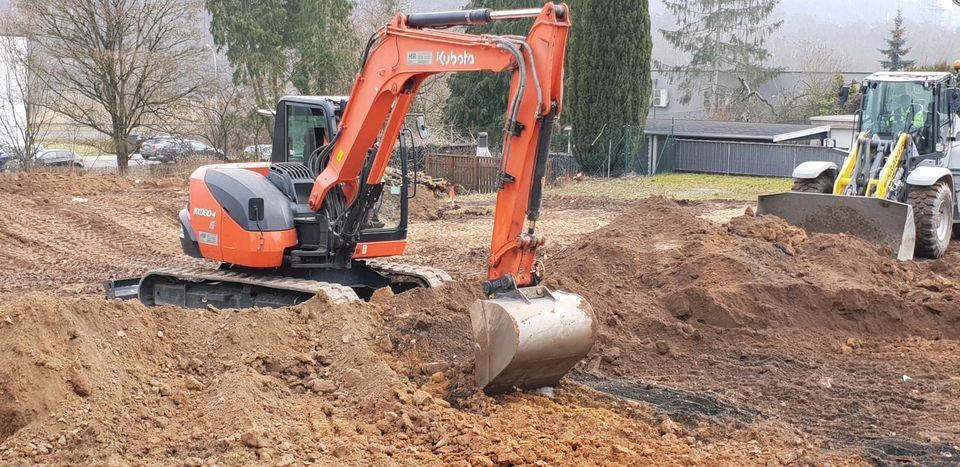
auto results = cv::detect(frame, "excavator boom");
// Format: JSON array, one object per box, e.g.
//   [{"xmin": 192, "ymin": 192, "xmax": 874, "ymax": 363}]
[
  {"xmin": 109, "ymin": 3, "xmax": 596, "ymax": 395},
  {"xmin": 304, "ymin": 3, "xmax": 595, "ymax": 393}
]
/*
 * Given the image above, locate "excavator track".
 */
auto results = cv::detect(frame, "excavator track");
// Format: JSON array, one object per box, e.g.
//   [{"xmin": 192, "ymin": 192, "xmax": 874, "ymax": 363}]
[
  {"xmin": 138, "ymin": 266, "xmax": 360, "ymax": 308},
  {"xmin": 362, "ymin": 260, "xmax": 454, "ymax": 288},
  {"xmin": 108, "ymin": 261, "xmax": 453, "ymax": 310}
]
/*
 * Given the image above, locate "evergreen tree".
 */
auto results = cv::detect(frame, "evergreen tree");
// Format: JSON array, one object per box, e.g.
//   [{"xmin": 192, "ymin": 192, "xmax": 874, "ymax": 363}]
[
  {"xmin": 443, "ymin": 0, "xmax": 529, "ymax": 141},
  {"xmin": 566, "ymin": 0, "xmax": 652, "ymax": 174},
  {"xmin": 207, "ymin": 0, "xmax": 357, "ymax": 111},
  {"xmin": 879, "ymin": 10, "xmax": 914, "ymax": 71},
  {"xmin": 659, "ymin": 0, "xmax": 782, "ymax": 116}
]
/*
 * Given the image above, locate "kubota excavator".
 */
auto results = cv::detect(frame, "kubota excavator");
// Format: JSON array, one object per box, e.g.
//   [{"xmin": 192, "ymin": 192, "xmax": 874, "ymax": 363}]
[{"xmin": 106, "ymin": 3, "xmax": 596, "ymax": 394}]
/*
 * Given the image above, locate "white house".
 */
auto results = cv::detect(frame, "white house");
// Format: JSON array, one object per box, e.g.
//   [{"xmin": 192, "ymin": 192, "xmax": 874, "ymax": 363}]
[{"xmin": 809, "ymin": 115, "xmax": 858, "ymax": 150}]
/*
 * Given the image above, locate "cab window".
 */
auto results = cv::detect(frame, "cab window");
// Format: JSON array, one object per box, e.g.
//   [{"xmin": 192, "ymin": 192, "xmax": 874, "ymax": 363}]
[{"xmin": 286, "ymin": 105, "xmax": 327, "ymax": 163}]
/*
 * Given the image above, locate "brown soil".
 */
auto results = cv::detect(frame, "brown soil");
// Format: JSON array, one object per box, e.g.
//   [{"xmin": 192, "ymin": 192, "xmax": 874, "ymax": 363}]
[
  {"xmin": 0, "ymin": 173, "xmax": 196, "ymax": 296},
  {"xmin": 1, "ymin": 172, "xmax": 956, "ymax": 465},
  {"xmin": 540, "ymin": 197, "xmax": 960, "ymax": 463}
]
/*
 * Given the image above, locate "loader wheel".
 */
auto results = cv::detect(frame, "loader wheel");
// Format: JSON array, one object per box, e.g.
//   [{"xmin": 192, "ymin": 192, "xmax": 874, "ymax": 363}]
[
  {"xmin": 791, "ymin": 170, "xmax": 835, "ymax": 194},
  {"xmin": 909, "ymin": 181, "xmax": 954, "ymax": 259}
]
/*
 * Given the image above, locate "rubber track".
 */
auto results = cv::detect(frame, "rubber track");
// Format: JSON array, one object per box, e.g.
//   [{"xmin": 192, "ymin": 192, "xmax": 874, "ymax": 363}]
[
  {"xmin": 362, "ymin": 260, "xmax": 453, "ymax": 288},
  {"xmin": 908, "ymin": 182, "xmax": 952, "ymax": 259},
  {"xmin": 140, "ymin": 266, "xmax": 360, "ymax": 305}
]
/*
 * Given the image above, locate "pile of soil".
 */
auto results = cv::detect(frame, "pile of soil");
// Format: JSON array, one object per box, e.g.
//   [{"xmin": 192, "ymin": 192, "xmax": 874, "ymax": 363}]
[
  {"xmin": 539, "ymin": 196, "xmax": 960, "ymax": 459},
  {"xmin": 408, "ymin": 190, "xmax": 446, "ymax": 221},
  {"xmin": 0, "ymin": 290, "xmax": 839, "ymax": 465}
]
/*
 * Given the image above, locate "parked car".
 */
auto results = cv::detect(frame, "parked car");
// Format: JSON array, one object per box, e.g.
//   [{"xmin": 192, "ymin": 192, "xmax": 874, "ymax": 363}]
[
  {"xmin": 243, "ymin": 144, "xmax": 272, "ymax": 160},
  {"xmin": 1, "ymin": 148, "xmax": 83, "ymax": 171},
  {"xmin": 0, "ymin": 146, "xmax": 14, "ymax": 171},
  {"xmin": 139, "ymin": 136, "xmax": 176, "ymax": 160},
  {"xmin": 35, "ymin": 149, "xmax": 84, "ymax": 168},
  {"xmin": 155, "ymin": 139, "xmax": 223, "ymax": 162}
]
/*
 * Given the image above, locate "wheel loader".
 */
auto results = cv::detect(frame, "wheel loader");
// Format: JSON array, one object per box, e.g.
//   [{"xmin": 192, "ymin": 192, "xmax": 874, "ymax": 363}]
[
  {"xmin": 105, "ymin": 3, "xmax": 596, "ymax": 394},
  {"xmin": 758, "ymin": 69, "xmax": 960, "ymax": 260}
]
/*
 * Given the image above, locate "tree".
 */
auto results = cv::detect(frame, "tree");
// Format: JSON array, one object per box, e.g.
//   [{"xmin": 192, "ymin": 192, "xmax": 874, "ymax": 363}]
[
  {"xmin": 192, "ymin": 73, "xmax": 249, "ymax": 160},
  {"xmin": 0, "ymin": 16, "xmax": 50, "ymax": 169},
  {"xmin": 20, "ymin": 0, "xmax": 204, "ymax": 173},
  {"xmin": 208, "ymin": 0, "xmax": 357, "ymax": 114},
  {"xmin": 353, "ymin": 0, "xmax": 410, "ymax": 40},
  {"xmin": 879, "ymin": 10, "xmax": 914, "ymax": 71},
  {"xmin": 566, "ymin": 0, "xmax": 652, "ymax": 174},
  {"xmin": 659, "ymin": 0, "xmax": 783, "ymax": 117},
  {"xmin": 443, "ymin": 0, "xmax": 530, "ymax": 142}
]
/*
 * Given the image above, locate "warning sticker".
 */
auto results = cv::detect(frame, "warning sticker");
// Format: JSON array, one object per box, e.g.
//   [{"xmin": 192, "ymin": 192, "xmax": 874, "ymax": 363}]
[
  {"xmin": 336, "ymin": 149, "xmax": 345, "ymax": 161},
  {"xmin": 199, "ymin": 231, "xmax": 219, "ymax": 246},
  {"xmin": 407, "ymin": 51, "xmax": 432, "ymax": 66}
]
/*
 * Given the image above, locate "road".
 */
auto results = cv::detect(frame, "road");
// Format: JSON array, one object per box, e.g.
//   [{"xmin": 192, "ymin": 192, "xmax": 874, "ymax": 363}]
[{"xmin": 81, "ymin": 154, "xmax": 160, "ymax": 170}]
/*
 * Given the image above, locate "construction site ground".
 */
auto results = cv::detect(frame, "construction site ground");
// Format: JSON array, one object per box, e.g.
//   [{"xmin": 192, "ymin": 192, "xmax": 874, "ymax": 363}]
[{"xmin": 0, "ymin": 171, "xmax": 957, "ymax": 466}]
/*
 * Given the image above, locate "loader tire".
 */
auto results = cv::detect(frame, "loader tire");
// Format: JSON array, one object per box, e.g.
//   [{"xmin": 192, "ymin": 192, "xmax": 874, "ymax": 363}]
[
  {"xmin": 909, "ymin": 181, "xmax": 954, "ymax": 259},
  {"xmin": 791, "ymin": 170, "xmax": 835, "ymax": 194}
]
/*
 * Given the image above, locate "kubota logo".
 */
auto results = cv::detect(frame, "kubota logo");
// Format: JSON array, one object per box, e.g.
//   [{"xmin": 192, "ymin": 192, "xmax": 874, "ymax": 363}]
[
  {"xmin": 193, "ymin": 207, "xmax": 216, "ymax": 218},
  {"xmin": 437, "ymin": 50, "xmax": 475, "ymax": 66}
]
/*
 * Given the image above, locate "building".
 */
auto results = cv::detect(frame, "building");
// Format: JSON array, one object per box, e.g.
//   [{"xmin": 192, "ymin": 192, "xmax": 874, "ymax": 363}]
[
  {"xmin": 0, "ymin": 35, "xmax": 27, "ymax": 150},
  {"xmin": 649, "ymin": 70, "xmax": 871, "ymax": 120},
  {"xmin": 644, "ymin": 117, "xmax": 843, "ymax": 177},
  {"xmin": 809, "ymin": 115, "xmax": 858, "ymax": 150}
]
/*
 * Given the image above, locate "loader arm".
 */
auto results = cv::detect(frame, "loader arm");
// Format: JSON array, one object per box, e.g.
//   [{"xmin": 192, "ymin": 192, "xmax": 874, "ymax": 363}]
[{"xmin": 306, "ymin": 3, "xmax": 570, "ymax": 291}]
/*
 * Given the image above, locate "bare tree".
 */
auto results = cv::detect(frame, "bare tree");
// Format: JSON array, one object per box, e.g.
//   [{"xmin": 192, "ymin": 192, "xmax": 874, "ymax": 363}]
[
  {"xmin": 353, "ymin": 0, "xmax": 411, "ymax": 40},
  {"xmin": 0, "ymin": 16, "xmax": 50, "ymax": 170},
  {"xmin": 191, "ymin": 73, "xmax": 251, "ymax": 160},
  {"xmin": 19, "ymin": 0, "xmax": 204, "ymax": 173}
]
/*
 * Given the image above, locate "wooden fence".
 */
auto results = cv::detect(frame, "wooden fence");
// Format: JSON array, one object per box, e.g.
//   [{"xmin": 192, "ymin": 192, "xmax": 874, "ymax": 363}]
[{"xmin": 424, "ymin": 153, "xmax": 580, "ymax": 193}]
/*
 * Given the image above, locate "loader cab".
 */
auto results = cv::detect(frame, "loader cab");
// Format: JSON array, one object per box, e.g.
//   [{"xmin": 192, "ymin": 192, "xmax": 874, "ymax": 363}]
[{"xmin": 857, "ymin": 72, "xmax": 956, "ymax": 156}]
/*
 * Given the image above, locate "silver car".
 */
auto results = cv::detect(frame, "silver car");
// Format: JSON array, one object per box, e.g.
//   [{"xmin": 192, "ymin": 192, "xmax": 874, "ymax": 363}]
[{"xmin": 35, "ymin": 149, "xmax": 84, "ymax": 168}]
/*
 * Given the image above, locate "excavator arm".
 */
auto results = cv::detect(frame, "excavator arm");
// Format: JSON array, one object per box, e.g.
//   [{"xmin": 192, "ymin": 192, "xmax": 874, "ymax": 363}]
[
  {"xmin": 307, "ymin": 3, "xmax": 569, "ymax": 292},
  {"xmin": 305, "ymin": 3, "xmax": 595, "ymax": 393}
]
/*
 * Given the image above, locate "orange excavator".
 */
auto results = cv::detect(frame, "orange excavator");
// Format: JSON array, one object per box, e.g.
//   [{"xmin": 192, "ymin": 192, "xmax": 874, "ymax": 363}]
[{"xmin": 107, "ymin": 3, "xmax": 596, "ymax": 394}]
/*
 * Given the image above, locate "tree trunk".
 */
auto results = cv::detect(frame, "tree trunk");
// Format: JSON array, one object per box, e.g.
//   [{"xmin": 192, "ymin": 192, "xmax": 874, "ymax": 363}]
[{"xmin": 114, "ymin": 133, "xmax": 129, "ymax": 175}]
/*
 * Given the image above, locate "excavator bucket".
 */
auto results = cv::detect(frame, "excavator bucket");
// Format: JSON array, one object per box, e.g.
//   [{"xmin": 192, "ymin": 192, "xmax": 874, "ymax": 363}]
[
  {"xmin": 470, "ymin": 286, "xmax": 597, "ymax": 394},
  {"xmin": 756, "ymin": 192, "xmax": 916, "ymax": 260}
]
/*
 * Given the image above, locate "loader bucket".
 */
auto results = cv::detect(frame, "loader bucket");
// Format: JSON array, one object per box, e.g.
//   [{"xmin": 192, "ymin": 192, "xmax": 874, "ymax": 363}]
[
  {"xmin": 470, "ymin": 286, "xmax": 597, "ymax": 395},
  {"xmin": 756, "ymin": 192, "xmax": 916, "ymax": 260}
]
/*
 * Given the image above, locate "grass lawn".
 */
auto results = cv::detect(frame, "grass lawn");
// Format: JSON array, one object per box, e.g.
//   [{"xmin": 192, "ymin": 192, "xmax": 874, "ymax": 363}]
[
  {"xmin": 38, "ymin": 139, "xmax": 110, "ymax": 157},
  {"xmin": 460, "ymin": 173, "xmax": 793, "ymax": 203}
]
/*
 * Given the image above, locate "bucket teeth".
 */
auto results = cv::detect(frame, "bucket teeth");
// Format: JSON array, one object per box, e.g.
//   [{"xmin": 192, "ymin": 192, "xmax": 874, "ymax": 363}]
[{"xmin": 470, "ymin": 286, "xmax": 597, "ymax": 394}]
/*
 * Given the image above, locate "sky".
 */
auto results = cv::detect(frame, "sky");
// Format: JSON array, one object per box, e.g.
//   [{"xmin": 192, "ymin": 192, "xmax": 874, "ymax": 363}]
[{"xmin": 2, "ymin": 0, "xmax": 956, "ymax": 71}]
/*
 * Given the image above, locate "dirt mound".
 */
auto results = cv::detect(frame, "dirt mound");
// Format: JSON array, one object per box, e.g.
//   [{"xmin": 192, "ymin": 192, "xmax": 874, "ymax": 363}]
[
  {"xmin": 0, "ymin": 288, "xmax": 842, "ymax": 465},
  {"xmin": 0, "ymin": 172, "xmax": 182, "ymax": 197},
  {"xmin": 0, "ymin": 294, "xmax": 402, "ymax": 464},
  {"xmin": 547, "ymin": 197, "xmax": 958, "ymax": 340},
  {"xmin": 542, "ymin": 196, "xmax": 960, "ymax": 458},
  {"xmin": 408, "ymin": 189, "xmax": 445, "ymax": 221}
]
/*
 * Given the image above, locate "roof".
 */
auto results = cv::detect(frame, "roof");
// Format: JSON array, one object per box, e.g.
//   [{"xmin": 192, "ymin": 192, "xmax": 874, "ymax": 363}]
[
  {"xmin": 644, "ymin": 118, "xmax": 830, "ymax": 143},
  {"xmin": 864, "ymin": 71, "xmax": 952, "ymax": 83},
  {"xmin": 809, "ymin": 114, "xmax": 857, "ymax": 123},
  {"xmin": 280, "ymin": 95, "xmax": 350, "ymax": 106}
]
